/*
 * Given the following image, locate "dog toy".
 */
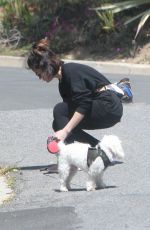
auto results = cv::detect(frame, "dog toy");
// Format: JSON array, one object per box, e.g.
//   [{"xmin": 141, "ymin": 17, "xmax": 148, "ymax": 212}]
[{"xmin": 47, "ymin": 136, "xmax": 59, "ymax": 154}]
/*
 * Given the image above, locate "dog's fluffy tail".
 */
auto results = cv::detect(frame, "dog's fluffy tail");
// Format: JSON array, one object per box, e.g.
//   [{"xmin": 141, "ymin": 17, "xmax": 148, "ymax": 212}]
[{"xmin": 101, "ymin": 135, "xmax": 125, "ymax": 159}]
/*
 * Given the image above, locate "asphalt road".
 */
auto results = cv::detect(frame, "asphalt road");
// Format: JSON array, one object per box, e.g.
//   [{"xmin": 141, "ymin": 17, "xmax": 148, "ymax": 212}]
[{"xmin": 0, "ymin": 66, "xmax": 150, "ymax": 230}]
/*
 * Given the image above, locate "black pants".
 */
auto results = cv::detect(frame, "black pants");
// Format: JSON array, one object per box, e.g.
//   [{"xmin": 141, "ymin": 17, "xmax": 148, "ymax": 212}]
[{"xmin": 52, "ymin": 93, "xmax": 123, "ymax": 147}]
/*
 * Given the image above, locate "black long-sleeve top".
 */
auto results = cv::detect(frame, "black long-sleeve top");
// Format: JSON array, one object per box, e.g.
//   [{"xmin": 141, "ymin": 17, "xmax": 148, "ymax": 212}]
[{"xmin": 59, "ymin": 62, "xmax": 111, "ymax": 114}]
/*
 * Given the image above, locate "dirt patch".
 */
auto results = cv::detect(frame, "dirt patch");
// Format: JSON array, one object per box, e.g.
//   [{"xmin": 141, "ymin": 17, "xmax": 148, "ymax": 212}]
[
  {"xmin": 0, "ymin": 41, "xmax": 150, "ymax": 65},
  {"xmin": 124, "ymin": 43, "xmax": 150, "ymax": 64},
  {"xmin": 63, "ymin": 43, "xmax": 150, "ymax": 65}
]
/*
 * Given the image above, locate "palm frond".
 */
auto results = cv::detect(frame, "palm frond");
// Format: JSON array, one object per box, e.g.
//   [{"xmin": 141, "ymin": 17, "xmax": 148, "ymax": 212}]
[
  {"xmin": 91, "ymin": 0, "xmax": 150, "ymax": 12},
  {"xmin": 134, "ymin": 9, "xmax": 150, "ymax": 39},
  {"xmin": 91, "ymin": 0, "xmax": 150, "ymax": 40},
  {"xmin": 124, "ymin": 12, "xmax": 146, "ymax": 25}
]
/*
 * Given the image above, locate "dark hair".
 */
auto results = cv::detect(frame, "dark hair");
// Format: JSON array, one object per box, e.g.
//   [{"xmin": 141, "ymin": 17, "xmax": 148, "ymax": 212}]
[{"xmin": 27, "ymin": 38, "xmax": 63, "ymax": 76}]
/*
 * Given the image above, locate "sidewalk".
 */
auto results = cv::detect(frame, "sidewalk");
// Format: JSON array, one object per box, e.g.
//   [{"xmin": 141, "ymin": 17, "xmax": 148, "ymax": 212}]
[{"xmin": 0, "ymin": 55, "xmax": 150, "ymax": 75}]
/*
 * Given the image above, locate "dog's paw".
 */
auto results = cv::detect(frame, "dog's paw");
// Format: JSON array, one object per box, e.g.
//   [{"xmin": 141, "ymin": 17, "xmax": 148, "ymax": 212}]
[
  {"xmin": 86, "ymin": 181, "xmax": 96, "ymax": 192},
  {"xmin": 96, "ymin": 182, "xmax": 106, "ymax": 189},
  {"xmin": 66, "ymin": 185, "xmax": 71, "ymax": 190},
  {"xmin": 60, "ymin": 186, "xmax": 68, "ymax": 192},
  {"xmin": 86, "ymin": 187, "xmax": 96, "ymax": 192}
]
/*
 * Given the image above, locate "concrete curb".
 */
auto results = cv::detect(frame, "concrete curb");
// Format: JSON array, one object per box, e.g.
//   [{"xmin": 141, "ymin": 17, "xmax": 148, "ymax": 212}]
[
  {"xmin": 67, "ymin": 59, "xmax": 150, "ymax": 76},
  {"xmin": 0, "ymin": 55, "xmax": 150, "ymax": 75},
  {"xmin": 0, "ymin": 56, "xmax": 26, "ymax": 68}
]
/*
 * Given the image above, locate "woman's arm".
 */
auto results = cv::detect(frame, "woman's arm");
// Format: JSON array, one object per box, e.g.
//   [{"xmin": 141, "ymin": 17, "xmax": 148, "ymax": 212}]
[{"xmin": 54, "ymin": 111, "xmax": 85, "ymax": 141}]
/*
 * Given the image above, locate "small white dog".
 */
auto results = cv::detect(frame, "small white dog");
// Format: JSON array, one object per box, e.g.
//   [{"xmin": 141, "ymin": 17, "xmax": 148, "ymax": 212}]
[{"xmin": 56, "ymin": 135, "xmax": 124, "ymax": 192}]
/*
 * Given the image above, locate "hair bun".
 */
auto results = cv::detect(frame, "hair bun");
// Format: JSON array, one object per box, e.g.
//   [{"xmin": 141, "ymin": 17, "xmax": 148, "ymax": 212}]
[
  {"xmin": 38, "ymin": 37, "xmax": 49, "ymax": 49},
  {"xmin": 32, "ymin": 37, "xmax": 49, "ymax": 55},
  {"xmin": 32, "ymin": 37, "xmax": 56, "ymax": 58}
]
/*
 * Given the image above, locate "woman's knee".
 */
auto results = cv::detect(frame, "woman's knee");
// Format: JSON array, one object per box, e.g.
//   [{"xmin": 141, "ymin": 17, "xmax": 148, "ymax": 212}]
[
  {"xmin": 52, "ymin": 102, "xmax": 70, "ymax": 131},
  {"xmin": 53, "ymin": 102, "xmax": 69, "ymax": 118}
]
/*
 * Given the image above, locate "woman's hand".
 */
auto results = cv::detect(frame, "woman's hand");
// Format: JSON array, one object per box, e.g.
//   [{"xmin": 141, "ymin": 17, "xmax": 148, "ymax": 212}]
[
  {"xmin": 54, "ymin": 111, "xmax": 85, "ymax": 141},
  {"xmin": 54, "ymin": 129, "xmax": 69, "ymax": 141}
]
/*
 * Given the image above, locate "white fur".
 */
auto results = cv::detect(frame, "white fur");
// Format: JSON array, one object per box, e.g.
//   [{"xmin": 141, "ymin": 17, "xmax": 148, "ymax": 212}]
[{"xmin": 57, "ymin": 135, "xmax": 124, "ymax": 192}]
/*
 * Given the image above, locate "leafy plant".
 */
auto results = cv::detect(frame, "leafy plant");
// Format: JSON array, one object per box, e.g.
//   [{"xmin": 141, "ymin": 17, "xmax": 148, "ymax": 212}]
[
  {"xmin": 3, "ymin": 0, "xmax": 32, "ymax": 28},
  {"xmin": 95, "ymin": 9, "xmax": 114, "ymax": 31},
  {"xmin": 91, "ymin": 0, "xmax": 150, "ymax": 40},
  {"xmin": 0, "ymin": 0, "xmax": 7, "ymax": 6}
]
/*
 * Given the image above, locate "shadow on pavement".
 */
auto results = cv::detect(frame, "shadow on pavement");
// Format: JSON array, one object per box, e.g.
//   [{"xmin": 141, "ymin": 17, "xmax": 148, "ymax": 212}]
[{"xmin": 18, "ymin": 164, "xmax": 58, "ymax": 174}]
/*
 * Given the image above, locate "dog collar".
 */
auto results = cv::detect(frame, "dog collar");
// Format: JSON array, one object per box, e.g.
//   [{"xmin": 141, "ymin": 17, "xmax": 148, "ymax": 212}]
[{"xmin": 87, "ymin": 146, "xmax": 111, "ymax": 169}]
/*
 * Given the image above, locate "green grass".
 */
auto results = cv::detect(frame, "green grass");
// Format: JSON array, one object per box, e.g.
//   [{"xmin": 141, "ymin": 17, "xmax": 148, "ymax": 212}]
[{"xmin": 0, "ymin": 45, "xmax": 31, "ymax": 56}]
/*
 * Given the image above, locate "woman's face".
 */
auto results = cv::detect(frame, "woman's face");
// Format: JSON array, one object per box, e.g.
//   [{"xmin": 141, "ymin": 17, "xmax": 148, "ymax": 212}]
[{"xmin": 34, "ymin": 69, "xmax": 54, "ymax": 82}]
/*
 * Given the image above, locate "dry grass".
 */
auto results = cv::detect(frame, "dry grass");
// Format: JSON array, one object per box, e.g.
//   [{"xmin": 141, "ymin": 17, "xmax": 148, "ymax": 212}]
[
  {"xmin": 0, "ymin": 166, "xmax": 17, "ymax": 176},
  {"xmin": 0, "ymin": 166, "xmax": 18, "ymax": 205}
]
